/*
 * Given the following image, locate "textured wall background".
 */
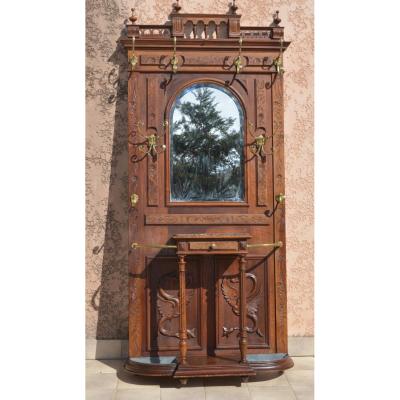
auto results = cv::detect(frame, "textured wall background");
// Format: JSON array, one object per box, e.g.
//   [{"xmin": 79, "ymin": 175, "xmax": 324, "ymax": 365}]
[{"xmin": 86, "ymin": 0, "xmax": 314, "ymax": 339}]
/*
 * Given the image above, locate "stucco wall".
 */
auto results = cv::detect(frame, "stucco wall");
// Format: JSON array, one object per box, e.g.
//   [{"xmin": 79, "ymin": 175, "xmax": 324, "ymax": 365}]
[{"xmin": 86, "ymin": 0, "xmax": 314, "ymax": 339}]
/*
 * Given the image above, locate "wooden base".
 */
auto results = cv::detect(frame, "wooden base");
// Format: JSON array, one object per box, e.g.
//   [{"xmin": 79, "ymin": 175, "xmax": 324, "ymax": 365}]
[
  {"xmin": 125, "ymin": 353, "xmax": 293, "ymax": 379},
  {"xmin": 174, "ymin": 356, "xmax": 256, "ymax": 379}
]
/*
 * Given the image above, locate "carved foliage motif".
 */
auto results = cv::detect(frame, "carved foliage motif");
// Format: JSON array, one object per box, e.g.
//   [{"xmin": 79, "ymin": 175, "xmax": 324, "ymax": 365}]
[
  {"xmin": 183, "ymin": 55, "xmax": 227, "ymax": 65},
  {"xmin": 272, "ymin": 77, "xmax": 287, "ymax": 348},
  {"xmin": 221, "ymin": 272, "xmax": 264, "ymax": 338},
  {"xmin": 128, "ymin": 74, "xmax": 142, "ymax": 356},
  {"xmin": 146, "ymin": 77, "xmax": 160, "ymax": 206},
  {"xmin": 157, "ymin": 270, "xmax": 196, "ymax": 339},
  {"xmin": 255, "ymin": 79, "xmax": 267, "ymax": 129},
  {"xmin": 145, "ymin": 214, "xmax": 270, "ymax": 225},
  {"xmin": 255, "ymin": 79, "xmax": 268, "ymax": 206},
  {"xmin": 140, "ymin": 56, "xmax": 161, "ymax": 65},
  {"xmin": 147, "ymin": 78, "xmax": 159, "ymax": 130}
]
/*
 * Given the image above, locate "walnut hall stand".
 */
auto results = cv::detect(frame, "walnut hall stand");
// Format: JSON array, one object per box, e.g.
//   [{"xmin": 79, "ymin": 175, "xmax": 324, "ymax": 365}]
[{"xmin": 122, "ymin": 3, "xmax": 294, "ymax": 385}]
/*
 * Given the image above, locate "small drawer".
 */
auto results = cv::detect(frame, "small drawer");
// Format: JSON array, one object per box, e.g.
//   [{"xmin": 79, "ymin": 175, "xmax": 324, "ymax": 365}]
[{"xmin": 189, "ymin": 241, "xmax": 239, "ymax": 251}]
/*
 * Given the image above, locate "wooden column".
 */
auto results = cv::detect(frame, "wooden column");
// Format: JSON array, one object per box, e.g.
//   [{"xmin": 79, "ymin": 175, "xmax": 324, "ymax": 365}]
[
  {"xmin": 178, "ymin": 255, "xmax": 188, "ymax": 364},
  {"xmin": 239, "ymin": 255, "xmax": 248, "ymax": 363}
]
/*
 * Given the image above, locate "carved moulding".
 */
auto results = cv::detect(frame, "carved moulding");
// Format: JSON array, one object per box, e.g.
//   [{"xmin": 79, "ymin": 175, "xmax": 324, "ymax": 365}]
[
  {"xmin": 221, "ymin": 272, "xmax": 264, "ymax": 338},
  {"xmin": 145, "ymin": 214, "xmax": 270, "ymax": 225}
]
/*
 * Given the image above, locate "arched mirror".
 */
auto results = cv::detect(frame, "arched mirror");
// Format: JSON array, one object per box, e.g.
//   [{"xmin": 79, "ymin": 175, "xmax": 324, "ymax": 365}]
[{"xmin": 169, "ymin": 83, "xmax": 245, "ymax": 202}]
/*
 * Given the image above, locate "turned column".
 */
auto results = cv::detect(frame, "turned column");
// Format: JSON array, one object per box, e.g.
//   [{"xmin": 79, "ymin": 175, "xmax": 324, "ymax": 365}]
[
  {"xmin": 178, "ymin": 255, "xmax": 188, "ymax": 364},
  {"xmin": 239, "ymin": 255, "xmax": 248, "ymax": 363}
]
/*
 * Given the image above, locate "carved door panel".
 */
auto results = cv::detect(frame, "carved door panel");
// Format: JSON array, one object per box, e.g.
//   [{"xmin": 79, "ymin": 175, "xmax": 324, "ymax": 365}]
[
  {"xmin": 215, "ymin": 256, "xmax": 276, "ymax": 355},
  {"xmin": 129, "ymin": 70, "xmax": 279, "ymax": 356},
  {"xmin": 146, "ymin": 256, "xmax": 203, "ymax": 353}
]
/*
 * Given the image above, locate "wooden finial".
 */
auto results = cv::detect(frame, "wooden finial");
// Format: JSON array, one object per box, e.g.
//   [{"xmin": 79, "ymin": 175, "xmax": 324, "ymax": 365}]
[
  {"xmin": 173, "ymin": 0, "xmax": 182, "ymax": 13},
  {"xmin": 129, "ymin": 8, "xmax": 137, "ymax": 24},
  {"xmin": 273, "ymin": 10, "xmax": 281, "ymax": 26},
  {"xmin": 231, "ymin": 0, "xmax": 238, "ymax": 14}
]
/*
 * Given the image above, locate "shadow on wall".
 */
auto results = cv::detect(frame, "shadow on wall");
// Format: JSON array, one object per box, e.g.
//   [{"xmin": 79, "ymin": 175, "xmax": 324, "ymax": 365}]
[{"xmin": 90, "ymin": 25, "xmax": 130, "ymax": 341}]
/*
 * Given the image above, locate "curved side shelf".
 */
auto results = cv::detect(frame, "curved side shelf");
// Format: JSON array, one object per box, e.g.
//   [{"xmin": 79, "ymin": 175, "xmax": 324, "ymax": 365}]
[
  {"xmin": 125, "ymin": 356, "xmax": 177, "ymax": 377},
  {"xmin": 124, "ymin": 353, "xmax": 293, "ymax": 378},
  {"xmin": 247, "ymin": 353, "xmax": 294, "ymax": 371}
]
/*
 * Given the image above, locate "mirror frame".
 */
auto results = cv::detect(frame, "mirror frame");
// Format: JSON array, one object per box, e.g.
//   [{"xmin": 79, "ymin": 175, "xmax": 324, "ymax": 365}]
[{"xmin": 165, "ymin": 78, "xmax": 249, "ymax": 207}]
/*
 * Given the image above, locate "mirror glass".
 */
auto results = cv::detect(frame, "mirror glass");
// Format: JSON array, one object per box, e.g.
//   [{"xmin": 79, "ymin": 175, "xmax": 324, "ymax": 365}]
[{"xmin": 170, "ymin": 83, "xmax": 245, "ymax": 202}]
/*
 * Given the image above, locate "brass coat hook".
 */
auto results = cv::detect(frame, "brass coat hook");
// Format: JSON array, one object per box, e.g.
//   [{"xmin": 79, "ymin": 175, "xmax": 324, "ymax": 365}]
[
  {"xmin": 265, "ymin": 193, "xmax": 286, "ymax": 217},
  {"xmin": 161, "ymin": 37, "xmax": 179, "ymax": 88},
  {"xmin": 273, "ymin": 38, "xmax": 285, "ymax": 75},
  {"xmin": 233, "ymin": 36, "xmax": 243, "ymax": 74},
  {"xmin": 129, "ymin": 36, "xmax": 138, "ymax": 71},
  {"xmin": 130, "ymin": 193, "xmax": 139, "ymax": 208},
  {"xmin": 129, "ymin": 121, "xmax": 167, "ymax": 162},
  {"xmin": 248, "ymin": 122, "xmax": 271, "ymax": 158},
  {"xmin": 226, "ymin": 35, "xmax": 244, "ymax": 86},
  {"xmin": 171, "ymin": 36, "xmax": 179, "ymax": 74}
]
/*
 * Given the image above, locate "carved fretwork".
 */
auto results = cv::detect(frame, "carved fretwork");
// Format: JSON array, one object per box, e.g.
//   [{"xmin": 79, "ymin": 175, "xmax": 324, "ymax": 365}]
[
  {"xmin": 123, "ymin": 12, "xmax": 286, "ymax": 43},
  {"xmin": 171, "ymin": 13, "xmax": 241, "ymax": 39},
  {"xmin": 221, "ymin": 273, "xmax": 264, "ymax": 338},
  {"xmin": 157, "ymin": 271, "xmax": 196, "ymax": 339}
]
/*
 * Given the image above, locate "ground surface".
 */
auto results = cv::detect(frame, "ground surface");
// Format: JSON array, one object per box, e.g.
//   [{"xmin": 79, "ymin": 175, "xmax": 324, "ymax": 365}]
[{"xmin": 86, "ymin": 357, "xmax": 314, "ymax": 400}]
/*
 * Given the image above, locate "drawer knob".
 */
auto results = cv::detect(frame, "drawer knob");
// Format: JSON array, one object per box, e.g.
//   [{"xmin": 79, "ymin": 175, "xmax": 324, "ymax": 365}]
[{"xmin": 209, "ymin": 243, "xmax": 217, "ymax": 250}]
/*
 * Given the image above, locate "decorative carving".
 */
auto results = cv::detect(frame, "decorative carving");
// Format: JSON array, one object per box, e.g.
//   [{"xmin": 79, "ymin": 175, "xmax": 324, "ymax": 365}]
[
  {"xmin": 129, "ymin": 68, "xmax": 141, "ymax": 354},
  {"xmin": 255, "ymin": 79, "xmax": 268, "ymax": 206},
  {"xmin": 157, "ymin": 271, "xmax": 196, "ymax": 339},
  {"xmin": 145, "ymin": 214, "xmax": 270, "ymax": 225},
  {"xmin": 140, "ymin": 56, "xmax": 160, "ymax": 65},
  {"xmin": 245, "ymin": 56, "xmax": 271, "ymax": 66},
  {"xmin": 257, "ymin": 157, "xmax": 267, "ymax": 207},
  {"xmin": 122, "ymin": 18, "xmax": 283, "ymax": 44},
  {"xmin": 221, "ymin": 272, "xmax": 264, "ymax": 338},
  {"xmin": 147, "ymin": 156, "xmax": 158, "ymax": 206},
  {"xmin": 128, "ymin": 75, "xmax": 142, "ymax": 357},
  {"xmin": 230, "ymin": 0, "xmax": 238, "ymax": 14},
  {"xmin": 272, "ymin": 75, "xmax": 287, "ymax": 352},
  {"xmin": 170, "ymin": 13, "xmax": 242, "ymax": 39},
  {"xmin": 173, "ymin": 0, "xmax": 182, "ymax": 14},
  {"xmin": 129, "ymin": 279, "xmax": 141, "ymax": 355},
  {"xmin": 272, "ymin": 10, "xmax": 282, "ymax": 27},
  {"xmin": 147, "ymin": 77, "xmax": 159, "ymax": 130},
  {"xmin": 183, "ymin": 55, "xmax": 226, "ymax": 66},
  {"xmin": 138, "ymin": 28, "xmax": 170, "ymax": 37},
  {"xmin": 255, "ymin": 79, "xmax": 268, "ymax": 129},
  {"xmin": 241, "ymin": 30, "xmax": 271, "ymax": 39},
  {"xmin": 129, "ymin": 8, "xmax": 137, "ymax": 24},
  {"xmin": 229, "ymin": 17, "xmax": 241, "ymax": 37}
]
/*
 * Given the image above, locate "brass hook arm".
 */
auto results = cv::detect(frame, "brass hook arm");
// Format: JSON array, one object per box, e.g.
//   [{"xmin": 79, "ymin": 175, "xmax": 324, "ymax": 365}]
[
  {"xmin": 129, "ymin": 36, "xmax": 138, "ymax": 71},
  {"xmin": 273, "ymin": 38, "xmax": 285, "ymax": 75},
  {"xmin": 131, "ymin": 242, "xmax": 177, "ymax": 249},
  {"xmin": 171, "ymin": 36, "xmax": 178, "ymax": 73},
  {"xmin": 233, "ymin": 36, "xmax": 243, "ymax": 74},
  {"xmin": 247, "ymin": 241, "xmax": 283, "ymax": 249}
]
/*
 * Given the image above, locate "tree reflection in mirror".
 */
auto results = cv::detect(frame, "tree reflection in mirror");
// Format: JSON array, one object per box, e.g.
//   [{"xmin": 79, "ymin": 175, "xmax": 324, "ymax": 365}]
[{"xmin": 170, "ymin": 83, "xmax": 245, "ymax": 202}]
